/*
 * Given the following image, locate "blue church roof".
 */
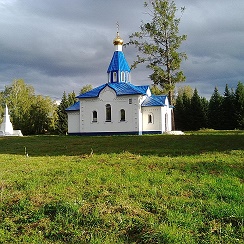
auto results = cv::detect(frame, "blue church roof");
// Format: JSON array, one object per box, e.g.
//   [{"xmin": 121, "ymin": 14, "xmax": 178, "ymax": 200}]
[
  {"xmin": 142, "ymin": 95, "xmax": 168, "ymax": 107},
  {"xmin": 76, "ymin": 83, "xmax": 149, "ymax": 99},
  {"xmin": 65, "ymin": 101, "xmax": 80, "ymax": 111},
  {"xmin": 107, "ymin": 51, "xmax": 130, "ymax": 73}
]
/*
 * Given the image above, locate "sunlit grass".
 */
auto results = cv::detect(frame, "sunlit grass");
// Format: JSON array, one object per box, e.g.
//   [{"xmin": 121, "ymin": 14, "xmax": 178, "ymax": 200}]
[{"xmin": 0, "ymin": 132, "xmax": 243, "ymax": 243}]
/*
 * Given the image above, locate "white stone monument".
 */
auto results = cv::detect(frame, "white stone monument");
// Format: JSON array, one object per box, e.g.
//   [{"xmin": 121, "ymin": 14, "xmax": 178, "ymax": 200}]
[{"xmin": 0, "ymin": 105, "xmax": 23, "ymax": 136}]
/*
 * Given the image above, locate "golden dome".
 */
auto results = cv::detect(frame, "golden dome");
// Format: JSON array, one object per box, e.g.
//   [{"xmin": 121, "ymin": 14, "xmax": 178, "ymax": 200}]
[{"xmin": 113, "ymin": 32, "xmax": 123, "ymax": 45}]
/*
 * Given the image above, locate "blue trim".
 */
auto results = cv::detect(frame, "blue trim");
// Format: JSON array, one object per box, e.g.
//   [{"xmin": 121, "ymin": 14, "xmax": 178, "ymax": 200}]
[
  {"xmin": 142, "ymin": 131, "xmax": 162, "ymax": 135},
  {"xmin": 68, "ymin": 131, "xmax": 162, "ymax": 136},
  {"xmin": 65, "ymin": 101, "xmax": 80, "ymax": 111},
  {"xmin": 68, "ymin": 131, "xmax": 141, "ymax": 136}
]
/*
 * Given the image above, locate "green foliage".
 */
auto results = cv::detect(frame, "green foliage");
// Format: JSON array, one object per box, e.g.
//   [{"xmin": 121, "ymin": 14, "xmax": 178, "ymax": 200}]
[
  {"xmin": 175, "ymin": 83, "xmax": 244, "ymax": 131},
  {"xmin": 222, "ymin": 84, "xmax": 236, "ymax": 129},
  {"xmin": 0, "ymin": 79, "xmax": 57, "ymax": 135},
  {"xmin": 150, "ymin": 84, "xmax": 164, "ymax": 95},
  {"xmin": 208, "ymin": 87, "xmax": 224, "ymax": 130},
  {"xmin": 235, "ymin": 82, "xmax": 244, "ymax": 129},
  {"xmin": 175, "ymin": 88, "xmax": 208, "ymax": 131},
  {"xmin": 127, "ymin": 0, "xmax": 187, "ymax": 104},
  {"xmin": 190, "ymin": 89, "xmax": 208, "ymax": 130},
  {"xmin": 57, "ymin": 91, "xmax": 76, "ymax": 135},
  {"xmin": 0, "ymin": 133, "xmax": 243, "ymax": 243},
  {"xmin": 80, "ymin": 84, "xmax": 93, "ymax": 95}
]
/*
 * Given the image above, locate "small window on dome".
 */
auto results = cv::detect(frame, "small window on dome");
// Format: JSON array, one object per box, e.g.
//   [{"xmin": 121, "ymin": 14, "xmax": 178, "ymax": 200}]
[
  {"xmin": 113, "ymin": 72, "xmax": 117, "ymax": 82},
  {"xmin": 129, "ymin": 98, "xmax": 132, "ymax": 104},
  {"xmin": 126, "ymin": 72, "xmax": 130, "ymax": 82},
  {"xmin": 121, "ymin": 72, "xmax": 125, "ymax": 82}
]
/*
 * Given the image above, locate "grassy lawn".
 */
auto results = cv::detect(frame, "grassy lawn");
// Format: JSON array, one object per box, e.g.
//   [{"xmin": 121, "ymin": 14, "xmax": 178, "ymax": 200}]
[{"xmin": 0, "ymin": 131, "xmax": 243, "ymax": 243}]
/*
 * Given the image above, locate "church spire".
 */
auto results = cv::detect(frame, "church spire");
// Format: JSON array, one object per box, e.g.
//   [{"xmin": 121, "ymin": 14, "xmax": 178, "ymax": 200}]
[
  {"xmin": 113, "ymin": 22, "xmax": 123, "ymax": 51},
  {"xmin": 107, "ymin": 26, "xmax": 131, "ymax": 83}
]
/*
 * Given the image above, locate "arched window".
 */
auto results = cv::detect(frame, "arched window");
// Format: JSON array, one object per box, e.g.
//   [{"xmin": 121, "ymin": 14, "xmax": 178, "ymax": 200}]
[
  {"xmin": 108, "ymin": 73, "xmax": 110, "ymax": 83},
  {"xmin": 148, "ymin": 113, "xmax": 153, "ymax": 124},
  {"xmin": 121, "ymin": 72, "xmax": 125, "ymax": 82},
  {"xmin": 106, "ymin": 104, "xmax": 111, "ymax": 122},
  {"xmin": 113, "ymin": 72, "xmax": 117, "ymax": 82},
  {"xmin": 120, "ymin": 109, "xmax": 125, "ymax": 121},
  {"xmin": 92, "ymin": 111, "xmax": 97, "ymax": 122},
  {"xmin": 126, "ymin": 72, "xmax": 130, "ymax": 82}
]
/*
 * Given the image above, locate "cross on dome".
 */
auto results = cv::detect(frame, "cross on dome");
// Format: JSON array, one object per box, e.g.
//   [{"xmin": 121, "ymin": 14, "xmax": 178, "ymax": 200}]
[{"xmin": 113, "ymin": 22, "xmax": 123, "ymax": 47}]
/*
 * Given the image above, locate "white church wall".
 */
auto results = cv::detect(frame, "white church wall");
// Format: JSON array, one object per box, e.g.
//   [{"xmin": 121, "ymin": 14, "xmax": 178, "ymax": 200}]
[
  {"xmin": 79, "ymin": 88, "xmax": 143, "ymax": 134},
  {"xmin": 160, "ymin": 106, "xmax": 172, "ymax": 132},
  {"xmin": 142, "ymin": 107, "xmax": 162, "ymax": 133},
  {"xmin": 68, "ymin": 112, "xmax": 80, "ymax": 133}
]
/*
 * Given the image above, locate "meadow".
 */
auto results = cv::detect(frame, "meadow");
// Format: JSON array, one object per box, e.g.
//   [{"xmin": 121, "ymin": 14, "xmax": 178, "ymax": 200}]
[{"xmin": 0, "ymin": 131, "xmax": 243, "ymax": 243}]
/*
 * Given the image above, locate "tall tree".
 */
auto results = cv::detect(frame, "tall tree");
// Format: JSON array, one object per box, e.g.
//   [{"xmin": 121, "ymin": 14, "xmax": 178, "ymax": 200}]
[
  {"xmin": 150, "ymin": 84, "xmax": 164, "ymax": 95},
  {"xmin": 57, "ymin": 91, "xmax": 77, "ymax": 134},
  {"xmin": 127, "ymin": 0, "xmax": 187, "ymax": 104},
  {"xmin": 2, "ymin": 79, "xmax": 34, "ymax": 133},
  {"xmin": 80, "ymin": 85, "xmax": 93, "ymax": 95},
  {"xmin": 1, "ymin": 79, "xmax": 57, "ymax": 135},
  {"xmin": 28, "ymin": 95, "xmax": 57, "ymax": 134},
  {"xmin": 190, "ymin": 88, "xmax": 207, "ymax": 130},
  {"xmin": 208, "ymin": 87, "xmax": 223, "ymax": 129},
  {"xmin": 174, "ymin": 90, "xmax": 191, "ymax": 131},
  {"xmin": 235, "ymin": 82, "xmax": 244, "ymax": 129},
  {"xmin": 222, "ymin": 84, "xmax": 236, "ymax": 129}
]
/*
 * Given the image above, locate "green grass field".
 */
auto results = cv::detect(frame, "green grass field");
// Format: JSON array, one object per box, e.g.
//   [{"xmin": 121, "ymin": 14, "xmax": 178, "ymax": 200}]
[{"xmin": 0, "ymin": 131, "xmax": 243, "ymax": 243}]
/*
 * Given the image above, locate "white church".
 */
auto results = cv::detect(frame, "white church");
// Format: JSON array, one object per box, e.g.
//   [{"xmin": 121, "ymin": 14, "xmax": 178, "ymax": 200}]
[{"xmin": 66, "ymin": 32, "xmax": 173, "ymax": 136}]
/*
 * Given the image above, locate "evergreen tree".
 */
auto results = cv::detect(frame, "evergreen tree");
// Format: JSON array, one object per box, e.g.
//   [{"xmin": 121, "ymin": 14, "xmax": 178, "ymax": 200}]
[
  {"xmin": 201, "ymin": 97, "xmax": 209, "ymax": 129},
  {"xmin": 57, "ymin": 91, "xmax": 77, "ymax": 134},
  {"xmin": 57, "ymin": 92, "xmax": 69, "ymax": 134},
  {"xmin": 222, "ymin": 84, "xmax": 236, "ymax": 129},
  {"xmin": 234, "ymin": 82, "xmax": 244, "ymax": 129},
  {"xmin": 174, "ymin": 94, "xmax": 184, "ymax": 130},
  {"xmin": 208, "ymin": 87, "xmax": 223, "ymax": 129},
  {"xmin": 190, "ymin": 88, "xmax": 207, "ymax": 130},
  {"xmin": 174, "ymin": 90, "xmax": 191, "ymax": 131},
  {"xmin": 127, "ymin": 0, "xmax": 187, "ymax": 105}
]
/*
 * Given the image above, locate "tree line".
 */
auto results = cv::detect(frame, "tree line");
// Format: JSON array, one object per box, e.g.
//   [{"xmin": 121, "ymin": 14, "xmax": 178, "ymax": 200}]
[
  {"xmin": 0, "ymin": 80, "xmax": 92, "ymax": 135},
  {"xmin": 0, "ymin": 79, "xmax": 243, "ymax": 135},
  {"xmin": 174, "ymin": 82, "xmax": 244, "ymax": 131}
]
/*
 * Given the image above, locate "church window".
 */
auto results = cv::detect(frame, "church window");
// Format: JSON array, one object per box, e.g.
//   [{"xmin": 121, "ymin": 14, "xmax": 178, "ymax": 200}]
[
  {"xmin": 108, "ymin": 73, "xmax": 110, "ymax": 83},
  {"xmin": 129, "ymin": 98, "xmax": 132, "ymax": 104},
  {"xmin": 92, "ymin": 111, "xmax": 97, "ymax": 122},
  {"xmin": 120, "ymin": 109, "xmax": 125, "ymax": 121},
  {"xmin": 148, "ymin": 113, "xmax": 153, "ymax": 124},
  {"xmin": 126, "ymin": 72, "xmax": 130, "ymax": 82},
  {"xmin": 113, "ymin": 72, "xmax": 117, "ymax": 82},
  {"xmin": 121, "ymin": 72, "xmax": 125, "ymax": 81},
  {"xmin": 106, "ymin": 104, "xmax": 111, "ymax": 122}
]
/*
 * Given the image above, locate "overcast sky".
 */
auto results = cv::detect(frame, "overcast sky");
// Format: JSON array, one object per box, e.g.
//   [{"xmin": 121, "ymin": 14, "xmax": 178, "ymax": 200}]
[{"xmin": 0, "ymin": 0, "xmax": 243, "ymax": 100}]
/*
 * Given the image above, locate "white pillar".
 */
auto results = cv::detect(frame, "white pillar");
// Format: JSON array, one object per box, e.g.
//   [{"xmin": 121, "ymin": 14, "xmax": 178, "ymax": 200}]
[{"xmin": 0, "ymin": 105, "xmax": 14, "ymax": 134}]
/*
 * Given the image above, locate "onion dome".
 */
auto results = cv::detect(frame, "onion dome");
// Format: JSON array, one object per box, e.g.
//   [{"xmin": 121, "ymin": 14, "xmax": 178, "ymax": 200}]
[{"xmin": 113, "ymin": 32, "xmax": 123, "ymax": 46}]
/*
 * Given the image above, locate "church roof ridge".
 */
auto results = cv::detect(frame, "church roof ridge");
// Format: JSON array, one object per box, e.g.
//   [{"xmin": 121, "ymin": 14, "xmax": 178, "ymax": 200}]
[{"xmin": 76, "ymin": 83, "xmax": 149, "ymax": 99}]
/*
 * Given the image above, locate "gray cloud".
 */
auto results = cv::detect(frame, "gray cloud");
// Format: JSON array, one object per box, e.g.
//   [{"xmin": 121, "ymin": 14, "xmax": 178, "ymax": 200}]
[{"xmin": 0, "ymin": 0, "xmax": 243, "ymax": 100}]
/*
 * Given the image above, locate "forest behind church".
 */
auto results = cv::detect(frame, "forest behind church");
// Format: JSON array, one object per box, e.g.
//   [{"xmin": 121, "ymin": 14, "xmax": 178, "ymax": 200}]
[{"xmin": 0, "ymin": 79, "xmax": 243, "ymax": 135}]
